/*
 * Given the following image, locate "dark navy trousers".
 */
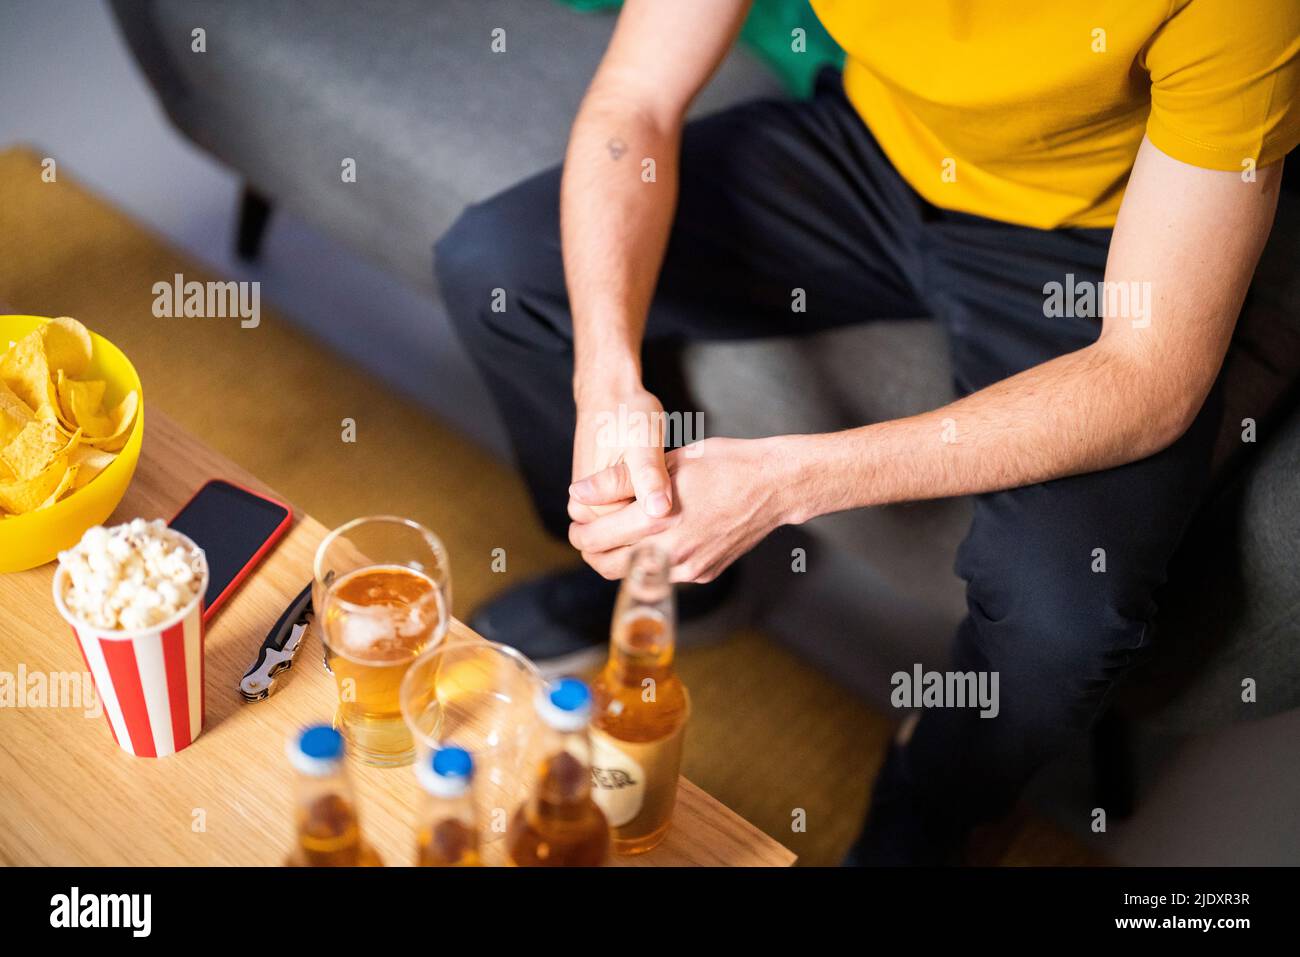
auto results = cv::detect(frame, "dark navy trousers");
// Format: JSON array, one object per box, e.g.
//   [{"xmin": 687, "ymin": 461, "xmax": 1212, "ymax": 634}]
[{"xmin": 436, "ymin": 70, "xmax": 1223, "ymax": 858}]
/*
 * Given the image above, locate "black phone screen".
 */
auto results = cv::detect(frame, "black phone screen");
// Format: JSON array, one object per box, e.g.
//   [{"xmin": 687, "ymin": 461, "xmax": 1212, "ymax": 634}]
[{"xmin": 169, "ymin": 480, "xmax": 291, "ymax": 614}]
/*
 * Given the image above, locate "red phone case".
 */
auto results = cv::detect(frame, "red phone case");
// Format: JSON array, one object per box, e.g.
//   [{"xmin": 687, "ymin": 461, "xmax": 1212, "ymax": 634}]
[{"xmin": 170, "ymin": 479, "xmax": 294, "ymax": 624}]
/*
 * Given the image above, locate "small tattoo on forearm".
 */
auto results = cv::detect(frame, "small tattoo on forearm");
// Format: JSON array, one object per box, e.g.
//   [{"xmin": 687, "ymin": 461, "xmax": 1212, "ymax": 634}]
[{"xmin": 606, "ymin": 137, "xmax": 627, "ymax": 160}]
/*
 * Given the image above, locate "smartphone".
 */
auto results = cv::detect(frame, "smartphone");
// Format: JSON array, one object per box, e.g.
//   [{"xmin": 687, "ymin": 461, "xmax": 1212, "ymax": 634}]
[{"xmin": 169, "ymin": 479, "xmax": 293, "ymax": 623}]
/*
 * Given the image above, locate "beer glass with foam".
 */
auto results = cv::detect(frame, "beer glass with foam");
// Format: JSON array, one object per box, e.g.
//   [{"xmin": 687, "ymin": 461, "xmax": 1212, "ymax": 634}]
[{"xmin": 313, "ymin": 516, "xmax": 450, "ymax": 766}]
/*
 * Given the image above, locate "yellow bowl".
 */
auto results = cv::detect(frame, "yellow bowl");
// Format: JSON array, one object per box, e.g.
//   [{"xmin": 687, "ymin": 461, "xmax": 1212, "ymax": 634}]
[{"xmin": 0, "ymin": 315, "xmax": 144, "ymax": 572}]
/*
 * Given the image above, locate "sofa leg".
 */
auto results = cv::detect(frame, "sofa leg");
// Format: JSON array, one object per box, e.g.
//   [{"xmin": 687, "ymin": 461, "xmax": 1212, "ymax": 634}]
[
  {"xmin": 1091, "ymin": 710, "xmax": 1136, "ymax": 821},
  {"xmin": 236, "ymin": 186, "xmax": 273, "ymax": 261}
]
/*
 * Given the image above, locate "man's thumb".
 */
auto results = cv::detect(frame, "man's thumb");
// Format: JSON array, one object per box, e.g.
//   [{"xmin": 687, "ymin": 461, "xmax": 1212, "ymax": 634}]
[{"xmin": 626, "ymin": 447, "xmax": 672, "ymax": 518}]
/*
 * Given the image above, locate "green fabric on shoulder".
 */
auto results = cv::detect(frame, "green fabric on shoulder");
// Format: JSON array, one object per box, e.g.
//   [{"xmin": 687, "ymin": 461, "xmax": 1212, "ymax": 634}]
[{"xmin": 553, "ymin": 0, "xmax": 843, "ymax": 98}]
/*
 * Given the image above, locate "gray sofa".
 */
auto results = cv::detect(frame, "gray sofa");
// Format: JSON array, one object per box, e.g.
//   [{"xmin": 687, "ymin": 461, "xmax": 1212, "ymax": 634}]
[{"xmin": 112, "ymin": 0, "xmax": 1300, "ymax": 797}]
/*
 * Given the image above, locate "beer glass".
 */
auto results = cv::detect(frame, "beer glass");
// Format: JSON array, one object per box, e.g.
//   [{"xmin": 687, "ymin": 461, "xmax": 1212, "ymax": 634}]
[
  {"xmin": 314, "ymin": 516, "xmax": 450, "ymax": 767},
  {"xmin": 400, "ymin": 639, "xmax": 541, "ymax": 863}
]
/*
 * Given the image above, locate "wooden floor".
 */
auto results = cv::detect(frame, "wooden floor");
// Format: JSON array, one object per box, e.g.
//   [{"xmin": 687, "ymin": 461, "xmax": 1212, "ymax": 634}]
[{"xmin": 0, "ymin": 146, "xmax": 1101, "ymax": 865}]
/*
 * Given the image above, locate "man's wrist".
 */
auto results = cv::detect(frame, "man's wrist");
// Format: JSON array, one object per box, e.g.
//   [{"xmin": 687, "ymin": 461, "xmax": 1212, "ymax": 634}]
[
  {"xmin": 765, "ymin": 433, "xmax": 828, "ymax": 527},
  {"xmin": 573, "ymin": 353, "xmax": 643, "ymax": 407}
]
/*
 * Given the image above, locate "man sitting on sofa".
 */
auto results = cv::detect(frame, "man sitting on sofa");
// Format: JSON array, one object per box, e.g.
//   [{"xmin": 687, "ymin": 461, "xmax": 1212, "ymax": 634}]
[{"xmin": 437, "ymin": 0, "xmax": 1299, "ymax": 863}]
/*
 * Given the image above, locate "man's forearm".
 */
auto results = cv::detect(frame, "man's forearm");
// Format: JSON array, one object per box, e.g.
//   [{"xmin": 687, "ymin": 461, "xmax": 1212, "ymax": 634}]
[
  {"xmin": 779, "ymin": 340, "xmax": 1205, "ymax": 524},
  {"xmin": 562, "ymin": 93, "xmax": 679, "ymax": 403},
  {"xmin": 557, "ymin": 0, "xmax": 751, "ymax": 409}
]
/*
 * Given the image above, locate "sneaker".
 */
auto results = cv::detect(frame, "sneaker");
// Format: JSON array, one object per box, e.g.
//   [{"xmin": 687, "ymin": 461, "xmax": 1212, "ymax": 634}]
[
  {"xmin": 469, "ymin": 563, "xmax": 741, "ymax": 677},
  {"xmin": 841, "ymin": 743, "xmax": 965, "ymax": 866}
]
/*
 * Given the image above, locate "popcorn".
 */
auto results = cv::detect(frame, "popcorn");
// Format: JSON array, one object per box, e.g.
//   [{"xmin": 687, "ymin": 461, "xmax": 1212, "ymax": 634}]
[{"xmin": 57, "ymin": 519, "xmax": 205, "ymax": 631}]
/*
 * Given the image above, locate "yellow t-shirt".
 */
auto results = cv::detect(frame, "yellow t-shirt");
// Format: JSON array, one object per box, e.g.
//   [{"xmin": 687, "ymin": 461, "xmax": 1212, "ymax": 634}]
[{"xmin": 809, "ymin": 0, "xmax": 1300, "ymax": 229}]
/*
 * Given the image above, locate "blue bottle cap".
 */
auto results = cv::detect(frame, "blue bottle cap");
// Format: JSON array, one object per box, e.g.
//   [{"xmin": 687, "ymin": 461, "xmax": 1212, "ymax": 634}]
[
  {"xmin": 552, "ymin": 677, "xmax": 591, "ymax": 711},
  {"xmin": 535, "ymin": 677, "xmax": 592, "ymax": 731},
  {"xmin": 433, "ymin": 746, "xmax": 474, "ymax": 779},
  {"xmin": 417, "ymin": 746, "xmax": 474, "ymax": 797},
  {"xmin": 288, "ymin": 724, "xmax": 345, "ymax": 776}
]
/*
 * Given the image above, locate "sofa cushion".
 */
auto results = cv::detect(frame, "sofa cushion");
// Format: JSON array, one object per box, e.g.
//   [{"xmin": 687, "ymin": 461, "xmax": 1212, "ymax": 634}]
[
  {"xmin": 683, "ymin": 320, "xmax": 970, "ymax": 618},
  {"xmin": 113, "ymin": 0, "xmax": 782, "ymax": 294},
  {"xmin": 1122, "ymin": 395, "xmax": 1300, "ymax": 732}
]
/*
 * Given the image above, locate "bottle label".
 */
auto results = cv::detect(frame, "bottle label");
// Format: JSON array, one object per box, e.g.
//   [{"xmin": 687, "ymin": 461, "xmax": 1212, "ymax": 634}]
[
  {"xmin": 590, "ymin": 719, "xmax": 687, "ymax": 831},
  {"xmin": 589, "ymin": 732, "xmax": 647, "ymax": 827}
]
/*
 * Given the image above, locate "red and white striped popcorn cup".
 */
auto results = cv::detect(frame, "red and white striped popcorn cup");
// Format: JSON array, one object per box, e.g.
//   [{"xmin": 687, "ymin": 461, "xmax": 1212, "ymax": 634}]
[{"xmin": 52, "ymin": 550, "xmax": 209, "ymax": 758}]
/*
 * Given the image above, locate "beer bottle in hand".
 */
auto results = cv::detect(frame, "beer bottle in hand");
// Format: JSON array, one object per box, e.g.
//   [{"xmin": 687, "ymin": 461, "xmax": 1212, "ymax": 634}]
[
  {"xmin": 415, "ymin": 746, "xmax": 481, "ymax": 866},
  {"xmin": 507, "ymin": 678, "xmax": 609, "ymax": 866},
  {"xmin": 590, "ymin": 545, "xmax": 689, "ymax": 854},
  {"xmin": 285, "ymin": 724, "xmax": 381, "ymax": 866}
]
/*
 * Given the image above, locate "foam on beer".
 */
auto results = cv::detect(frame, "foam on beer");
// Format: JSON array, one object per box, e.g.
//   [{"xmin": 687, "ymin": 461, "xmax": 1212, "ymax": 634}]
[{"xmin": 58, "ymin": 519, "xmax": 204, "ymax": 631}]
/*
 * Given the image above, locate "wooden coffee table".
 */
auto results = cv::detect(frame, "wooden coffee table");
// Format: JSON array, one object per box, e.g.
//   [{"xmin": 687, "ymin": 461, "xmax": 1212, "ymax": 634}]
[{"xmin": 0, "ymin": 408, "xmax": 794, "ymax": 867}]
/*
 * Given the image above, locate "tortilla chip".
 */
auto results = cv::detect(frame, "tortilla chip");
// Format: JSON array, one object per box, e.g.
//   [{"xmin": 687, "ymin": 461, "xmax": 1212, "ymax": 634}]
[
  {"xmin": 70, "ymin": 445, "xmax": 116, "ymax": 489},
  {"xmin": 37, "ymin": 464, "xmax": 79, "ymax": 509},
  {"xmin": 0, "ymin": 450, "xmax": 70, "ymax": 514},
  {"xmin": 41, "ymin": 317, "xmax": 94, "ymax": 378},
  {"xmin": 0, "ymin": 379, "xmax": 35, "ymax": 446},
  {"xmin": 0, "ymin": 330, "xmax": 59, "ymax": 419},
  {"xmin": 1, "ymin": 419, "xmax": 65, "ymax": 481},
  {"xmin": 56, "ymin": 371, "xmax": 113, "ymax": 436},
  {"xmin": 82, "ymin": 390, "xmax": 138, "ymax": 453},
  {"xmin": 53, "ymin": 369, "xmax": 77, "ymax": 431}
]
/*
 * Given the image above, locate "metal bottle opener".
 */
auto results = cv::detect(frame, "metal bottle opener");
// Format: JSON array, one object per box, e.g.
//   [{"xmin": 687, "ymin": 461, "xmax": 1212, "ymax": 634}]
[{"xmin": 239, "ymin": 582, "xmax": 314, "ymax": 701}]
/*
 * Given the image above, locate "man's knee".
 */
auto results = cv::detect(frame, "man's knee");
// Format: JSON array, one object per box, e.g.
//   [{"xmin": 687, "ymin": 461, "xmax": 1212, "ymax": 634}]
[
  {"xmin": 960, "ymin": 545, "xmax": 1153, "ymax": 729},
  {"xmin": 435, "ymin": 201, "xmax": 510, "ymax": 332},
  {"xmin": 434, "ymin": 170, "xmax": 565, "ymax": 345}
]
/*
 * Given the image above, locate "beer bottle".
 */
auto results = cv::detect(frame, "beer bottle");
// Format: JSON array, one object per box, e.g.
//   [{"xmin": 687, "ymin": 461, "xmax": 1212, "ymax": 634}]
[
  {"xmin": 590, "ymin": 545, "xmax": 689, "ymax": 854},
  {"xmin": 415, "ymin": 746, "xmax": 481, "ymax": 866},
  {"xmin": 285, "ymin": 724, "xmax": 381, "ymax": 866},
  {"xmin": 506, "ymin": 678, "xmax": 609, "ymax": 866}
]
